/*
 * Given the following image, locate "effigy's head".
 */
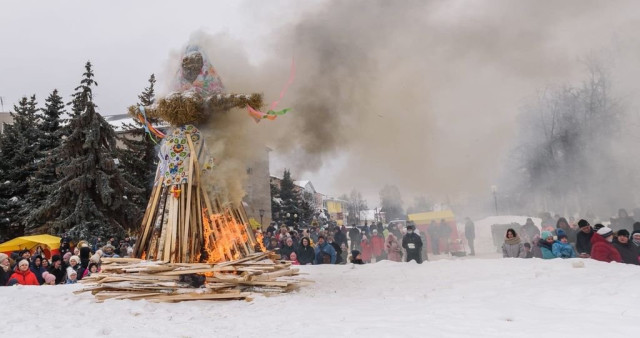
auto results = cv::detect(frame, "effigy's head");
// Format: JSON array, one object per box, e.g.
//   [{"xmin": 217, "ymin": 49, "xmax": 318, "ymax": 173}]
[{"xmin": 173, "ymin": 45, "xmax": 225, "ymax": 96}]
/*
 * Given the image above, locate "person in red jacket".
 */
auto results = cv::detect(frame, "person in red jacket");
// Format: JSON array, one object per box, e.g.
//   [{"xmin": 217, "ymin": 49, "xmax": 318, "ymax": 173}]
[
  {"xmin": 360, "ymin": 235, "xmax": 372, "ymax": 263},
  {"xmin": 370, "ymin": 230, "xmax": 385, "ymax": 261},
  {"xmin": 9, "ymin": 259, "xmax": 40, "ymax": 286},
  {"xmin": 590, "ymin": 227, "xmax": 622, "ymax": 263}
]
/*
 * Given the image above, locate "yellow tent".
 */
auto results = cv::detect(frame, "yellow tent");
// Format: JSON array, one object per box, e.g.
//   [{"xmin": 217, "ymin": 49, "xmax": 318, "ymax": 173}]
[
  {"xmin": 0, "ymin": 234, "xmax": 61, "ymax": 252},
  {"xmin": 407, "ymin": 210, "xmax": 456, "ymax": 224}
]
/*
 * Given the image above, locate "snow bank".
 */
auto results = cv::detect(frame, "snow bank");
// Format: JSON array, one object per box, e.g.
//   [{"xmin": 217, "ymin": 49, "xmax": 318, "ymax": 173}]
[{"xmin": 2, "ymin": 257, "xmax": 639, "ymax": 337}]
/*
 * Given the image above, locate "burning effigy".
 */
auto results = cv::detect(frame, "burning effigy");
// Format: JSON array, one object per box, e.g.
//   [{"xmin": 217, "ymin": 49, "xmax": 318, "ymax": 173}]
[{"xmin": 130, "ymin": 45, "xmax": 273, "ymax": 264}]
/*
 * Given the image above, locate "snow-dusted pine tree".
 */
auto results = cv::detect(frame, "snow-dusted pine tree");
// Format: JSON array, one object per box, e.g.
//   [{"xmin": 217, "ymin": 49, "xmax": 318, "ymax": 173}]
[
  {"xmin": 0, "ymin": 95, "xmax": 40, "ymax": 239},
  {"xmin": 32, "ymin": 62, "xmax": 141, "ymax": 240}
]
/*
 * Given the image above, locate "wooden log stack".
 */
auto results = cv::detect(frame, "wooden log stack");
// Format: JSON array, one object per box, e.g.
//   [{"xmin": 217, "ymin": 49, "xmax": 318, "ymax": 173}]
[{"xmin": 76, "ymin": 253, "xmax": 311, "ymax": 303}]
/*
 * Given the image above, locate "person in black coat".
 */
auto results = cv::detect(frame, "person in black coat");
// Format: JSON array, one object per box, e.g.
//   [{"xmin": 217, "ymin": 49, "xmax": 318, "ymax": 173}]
[
  {"xmin": 0, "ymin": 253, "xmax": 11, "ymax": 286},
  {"xmin": 576, "ymin": 219, "xmax": 594, "ymax": 257},
  {"xmin": 328, "ymin": 236, "xmax": 343, "ymax": 264},
  {"xmin": 612, "ymin": 230, "xmax": 640, "ymax": 265},
  {"xmin": 333, "ymin": 228, "xmax": 348, "ymax": 249},
  {"xmin": 402, "ymin": 223, "xmax": 424, "ymax": 264},
  {"xmin": 279, "ymin": 237, "xmax": 297, "ymax": 260},
  {"xmin": 48, "ymin": 255, "xmax": 66, "ymax": 285},
  {"xmin": 348, "ymin": 226, "xmax": 361, "ymax": 251},
  {"xmin": 464, "ymin": 217, "xmax": 476, "ymax": 256},
  {"xmin": 296, "ymin": 237, "xmax": 315, "ymax": 265}
]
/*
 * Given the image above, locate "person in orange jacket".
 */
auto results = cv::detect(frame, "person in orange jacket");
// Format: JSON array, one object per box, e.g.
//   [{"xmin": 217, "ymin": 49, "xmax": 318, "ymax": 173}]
[
  {"xmin": 370, "ymin": 229, "xmax": 385, "ymax": 261},
  {"xmin": 9, "ymin": 259, "xmax": 40, "ymax": 286}
]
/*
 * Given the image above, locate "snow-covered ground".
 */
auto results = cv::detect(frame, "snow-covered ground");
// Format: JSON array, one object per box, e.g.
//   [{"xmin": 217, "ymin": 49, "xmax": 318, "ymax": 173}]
[{"xmin": 3, "ymin": 256, "xmax": 640, "ymax": 338}]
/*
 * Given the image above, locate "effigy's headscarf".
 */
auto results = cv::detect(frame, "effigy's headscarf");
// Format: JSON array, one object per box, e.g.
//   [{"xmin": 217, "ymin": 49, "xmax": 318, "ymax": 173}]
[{"xmin": 172, "ymin": 45, "xmax": 225, "ymax": 96}]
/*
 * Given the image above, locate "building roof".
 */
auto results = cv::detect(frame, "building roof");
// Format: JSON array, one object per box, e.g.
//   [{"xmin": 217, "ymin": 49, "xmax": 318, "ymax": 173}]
[{"xmin": 103, "ymin": 113, "xmax": 169, "ymax": 132}]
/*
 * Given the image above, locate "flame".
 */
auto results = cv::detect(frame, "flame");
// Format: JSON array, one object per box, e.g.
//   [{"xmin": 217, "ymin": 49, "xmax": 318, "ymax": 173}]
[
  {"xmin": 141, "ymin": 251, "xmax": 147, "ymax": 260},
  {"xmin": 201, "ymin": 208, "xmax": 251, "ymax": 264},
  {"xmin": 255, "ymin": 232, "xmax": 267, "ymax": 252}
]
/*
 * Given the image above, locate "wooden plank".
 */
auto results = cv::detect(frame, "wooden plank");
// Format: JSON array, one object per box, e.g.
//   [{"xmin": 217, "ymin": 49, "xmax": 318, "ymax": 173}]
[{"xmin": 135, "ymin": 182, "xmax": 163, "ymax": 257}]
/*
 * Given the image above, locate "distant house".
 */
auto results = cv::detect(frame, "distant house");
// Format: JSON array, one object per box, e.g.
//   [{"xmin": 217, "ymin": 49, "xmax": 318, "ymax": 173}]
[{"xmin": 0, "ymin": 112, "xmax": 13, "ymax": 134}]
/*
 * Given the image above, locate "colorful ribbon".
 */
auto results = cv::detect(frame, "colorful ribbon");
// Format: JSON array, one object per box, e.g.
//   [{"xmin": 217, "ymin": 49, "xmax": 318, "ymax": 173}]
[
  {"xmin": 137, "ymin": 105, "xmax": 165, "ymax": 144},
  {"xmin": 247, "ymin": 57, "xmax": 295, "ymax": 123}
]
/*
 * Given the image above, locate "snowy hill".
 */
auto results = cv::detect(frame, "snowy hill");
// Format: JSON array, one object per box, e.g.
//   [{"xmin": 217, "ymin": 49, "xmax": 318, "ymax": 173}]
[{"xmin": 2, "ymin": 256, "xmax": 639, "ymax": 337}]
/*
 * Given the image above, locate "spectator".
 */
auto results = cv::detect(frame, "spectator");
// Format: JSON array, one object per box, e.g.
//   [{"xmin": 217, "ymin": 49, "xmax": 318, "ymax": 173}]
[
  {"xmin": 538, "ymin": 231, "xmax": 556, "ymax": 259},
  {"xmin": 556, "ymin": 217, "xmax": 577, "ymax": 244},
  {"xmin": 10, "ymin": 259, "xmax": 39, "ymax": 286},
  {"xmin": 350, "ymin": 250, "xmax": 365, "ymax": 264},
  {"xmin": 279, "ymin": 237, "xmax": 297, "ymax": 260},
  {"xmin": 66, "ymin": 267, "xmax": 78, "ymax": 284},
  {"xmin": 333, "ymin": 227, "xmax": 348, "ymax": 249},
  {"xmin": 41, "ymin": 271, "xmax": 56, "ymax": 285},
  {"xmin": 30, "ymin": 256, "xmax": 46, "ymax": 284},
  {"xmin": 520, "ymin": 217, "xmax": 540, "ymax": 245},
  {"xmin": 32, "ymin": 246, "xmax": 44, "ymax": 259},
  {"xmin": 385, "ymin": 233, "xmax": 402, "ymax": 262},
  {"xmin": 69, "ymin": 255, "xmax": 81, "ymax": 275},
  {"xmin": 359, "ymin": 235, "xmax": 372, "ymax": 263},
  {"xmin": 62, "ymin": 252, "xmax": 72, "ymax": 268},
  {"xmin": 339, "ymin": 243, "xmax": 348, "ymax": 264},
  {"xmin": 531, "ymin": 234, "xmax": 542, "ymax": 258},
  {"xmin": 82, "ymin": 263, "xmax": 100, "ymax": 279},
  {"xmin": 523, "ymin": 243, "xmax": 533, "ymax": 258},
  {"xmin": 296, "ymin": 237, "xmax": 315, "ymax": 265},
  {"xmin": 90, "ymin": 250, "xmax": 103, "ymax": 265},
  {"xmin": 267, "ymin": 238, "xmax": 280, "ymax": 251},
  {"xmin": 370, "ymin": 229, "xmax": 385, "ymax": 261},
  {"xmin": 402, "ymin": 223, "xmax": 424, "ymax": 263},
  {"xmin": 314, "ymin": 235, "xmax": 336, "ymax": 264},
  {"xmin": 349, "ymin": 225, "xmax": 361, "ymax": 251},
  {"xmin": 41, "ymin": 257, "xmax": 49, "ymax": 270},
  {"xmin": 464, "ymin": 217, "xmax": 476, "ymax": 256},
  {"xmin": 502, "ymin": 228, "xmax": 526, "ymax": 258},
  {"xmin": 0, "ymin": 253, "xmax": 11, "ymax": 286},
  {"xmin": 48, "ymin": 255, "xmax": 66, "ymax": 285},
  {"xmin": 576, "ymin": 220, "xmax": 595, "ymax": 258},
  {"xmin": 552, "ymin": 231, "xmax": 576, "ymax": 258},
  {"xmin": 288, "ymin": 252, "xmax": 300, "ymax": 265},
  {"xmin": 79, "ymin": 243, "xmax": 91, "ymax": 268},
  {"xmin": 328, "ymin": 236, "xmax": 343, "ymax": 264},
  {"xmin": 612, "ymin": 229, "xmax": 640, "ymax": 265},
  {"xmin": 632, "ymin": 230, "xmax": 640, "ymax": 248},
  {"xmin": 590, "ymin": 227, "xmax": 622, "ymax": 263}
]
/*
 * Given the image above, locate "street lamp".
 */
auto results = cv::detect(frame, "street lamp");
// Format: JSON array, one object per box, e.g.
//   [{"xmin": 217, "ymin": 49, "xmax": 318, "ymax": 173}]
[
  {"xmin": 259, "ymin": 209, "xmax": 265, "ymax": 226},
  {"xmin": 491, "ymin": 185, "xmax": 498, "ymax": 216}
]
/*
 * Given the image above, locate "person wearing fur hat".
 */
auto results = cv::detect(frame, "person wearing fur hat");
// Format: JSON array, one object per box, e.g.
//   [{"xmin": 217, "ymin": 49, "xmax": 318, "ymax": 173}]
[
  {"xmin": 590, "ymin": 227, "xmax": 622, "ymax": 263},
  {"xmin": 502, "ymin": 228, "xmax": 526, "ymax": 258},
  {"xmin": 66, "ymin": 267, "xmax": 78, "ymax": 284},
  {"xmin": 402, "ymin": 223, "xmax": 424, "ymax": 263},
  {"xmin": 41, "ymin": 271, "xmax": 57, "ymax": 285},
  {"xmin": 48, "ymin": 255, "xmax": 66, "ymax": 285},
  {"xmin": 552, "ymin": 231, "xmax": 576, "ymax": 258},
  {"xmin": 0, "ymin": 253, "xmax": 12, "ymax": 286},
  {"xmin": 101, "ymin": 244, "xmax": 120, "ymax": 258},
  {"xmin": 612, "ymin": 229, "xmax": 640, "ymax": 265},
  {"xmin": 9, "ymin": 259, "xmax": 40, "ymax": 286},
  {"xmin": 537, "ymin": 231, "xmax": 557, "ymax": 259}
]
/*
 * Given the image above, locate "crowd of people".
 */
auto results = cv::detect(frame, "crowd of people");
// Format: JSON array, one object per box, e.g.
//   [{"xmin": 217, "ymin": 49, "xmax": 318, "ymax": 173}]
[
  {"xmin": 261, "ymin": 221, "xmax": 426, "ymax": 265},
  {"xmin": 0, "ymin": 236, "xmax": 134, "ymax": 286},
  {"xmin": 501, "ymin": 216, "xmax": 640, "ymax": 265}
]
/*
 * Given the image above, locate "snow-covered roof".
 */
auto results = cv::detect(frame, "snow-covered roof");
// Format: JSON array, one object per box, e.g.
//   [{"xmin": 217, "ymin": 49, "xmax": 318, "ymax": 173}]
[{"xmin": 104, "ymin": 113, "xmax": 169, "ymax": 132}]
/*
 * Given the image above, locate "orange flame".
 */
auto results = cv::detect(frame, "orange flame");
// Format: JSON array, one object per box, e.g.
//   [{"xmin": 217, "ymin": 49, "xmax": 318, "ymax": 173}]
[
  {"xmin": 141, "ymin": 251, "xmax": 147, "ymax": 260},
  {"xmin": 255, "ymin": 232, "xmax": 267, "ymax": 252},
  {"xmin": 201, "ymin": 208, "xmax": 252, "ymax": 264}
]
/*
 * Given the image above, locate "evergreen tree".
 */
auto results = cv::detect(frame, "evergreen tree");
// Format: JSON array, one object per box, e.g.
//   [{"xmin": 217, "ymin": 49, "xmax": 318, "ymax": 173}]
[
  {"xmin": 117, "ymin": 74, "xmax": 158, "ymax": 209},
  {"xmin": 21, "ymin": 90, "xmax": 66, "ymax": 232},
  {"xmin": 279, "ymin": 169, "xmax": 301, "ymax": 226},
  {"xmin": 0, "ymin": 95, "xmax": 41, "ymax": 239},
  {"xmin": 270, "ymin": 181, "xmax": 282, "ymax": 221},
  {"xmin": 31, "ymin": 62, "xmax": 141, "ymax": 240}
]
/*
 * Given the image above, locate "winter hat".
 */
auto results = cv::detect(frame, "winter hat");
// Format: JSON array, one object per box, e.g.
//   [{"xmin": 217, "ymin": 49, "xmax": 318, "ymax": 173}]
[
  {"xmin": 18, "ymin": 259, "xmax": 30, "ymax": 267},
  {"xmin": 42, "ymin": 271, "xmax": 56, "ymax": 284},
  {"xmin": 69, "ymin": 255, "xmax": 81, "ymax": 264},
  {"xmin": 66, "ymin": 267, "xmax": 77, "ymax": 277},
  {"xmin": 51, "ymin": 255, "xmax": 62, "ymax": 264},
  {"xmin": 63, "ymin": 252, "xmax": 72, "ymax": 261},
  {"xmin": 597, "ymin": 227, "xmax": 613, "ymax": 238},
  {"xmin": 594, "ymin": 224, "xmax": 605, "ymax": 231},
  {"xmin": 632, "ymin": 230, "xmax": 640, "ymax": 238},
  {"xmin": 556, "ymin": 228, "xmax": 566, "ymax": 237},
  {"xmin": 578, "ymin": 219, "xmax": 590, "ymax": 228},
  {"xmin": 541, "ymin": 231, "xmax": 553, "ymax": 240},
  {"xmin": 351, "ymin": 250, "xmax": 361, "ymax": 258},
  {"xmin": 617, "ymin": 229, "xmax": 630, "ymax": 238}
]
